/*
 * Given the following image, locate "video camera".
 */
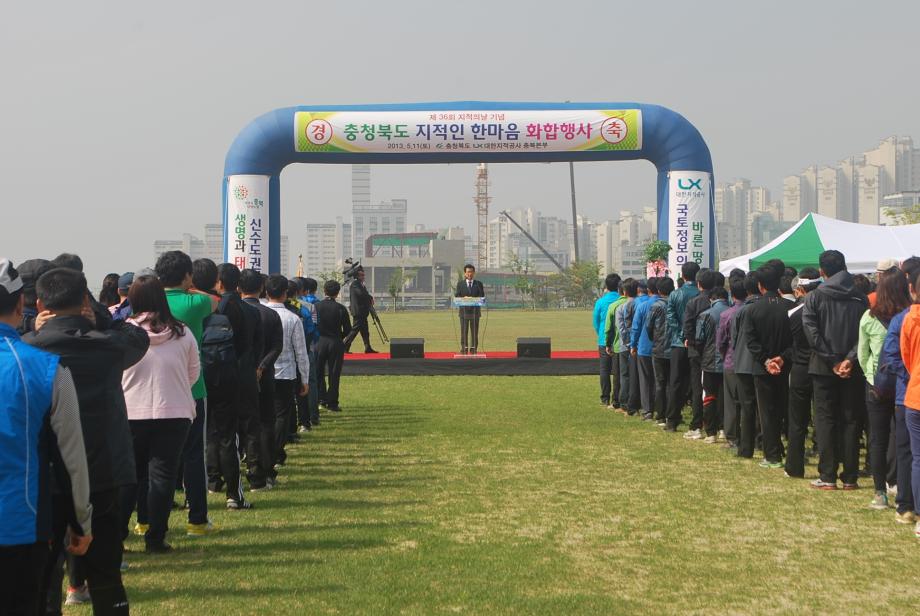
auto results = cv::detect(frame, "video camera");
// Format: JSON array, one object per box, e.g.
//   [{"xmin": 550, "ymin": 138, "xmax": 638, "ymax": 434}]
[{"xmin": 343, "ymin": 258, "xmax": 363, "ymax": 283}]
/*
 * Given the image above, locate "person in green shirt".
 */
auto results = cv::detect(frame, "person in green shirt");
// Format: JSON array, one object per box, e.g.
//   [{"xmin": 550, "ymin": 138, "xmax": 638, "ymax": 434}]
[
  {"xmin": 604, "ymin": 282, "xmax": 629, "ymax": 410},
  {"xmin": 155, "ymin": 251, "xmax": 218, "ymax": 536}
]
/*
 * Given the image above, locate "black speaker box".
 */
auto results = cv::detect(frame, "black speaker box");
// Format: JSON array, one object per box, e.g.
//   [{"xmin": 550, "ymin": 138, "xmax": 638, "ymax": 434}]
[
  {"xmin": 390, "ymin": 338, "xmax": 424, "ymax": 359},
  {"xmin": 517, "ymin": 337, "xmax": 551, "ymax": 358}
]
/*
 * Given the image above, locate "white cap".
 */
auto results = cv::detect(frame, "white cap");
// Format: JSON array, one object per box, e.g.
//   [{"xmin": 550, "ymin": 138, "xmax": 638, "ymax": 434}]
[{"xmin": 0, "ymin": 258, "xmax": 23, "ymax": 296}]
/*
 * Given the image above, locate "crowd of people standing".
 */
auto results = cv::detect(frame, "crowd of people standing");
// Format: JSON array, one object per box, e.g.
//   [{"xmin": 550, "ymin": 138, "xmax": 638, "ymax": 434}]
[
  {"xmin": 0, "ymin": 250, "xmax": 357, "ymax": 615},
  {"xmin": 594, "ymin": 250, "xmax": 920, "ymax": 540}
]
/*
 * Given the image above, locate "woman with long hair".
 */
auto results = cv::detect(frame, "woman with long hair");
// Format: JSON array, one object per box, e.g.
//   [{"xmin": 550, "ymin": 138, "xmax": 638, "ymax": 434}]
[
  {"xmin": 98, "ymin": 272, "xmax": 120, "ymax": 307},
  {"xmin": 858, "ymin": 267, "xmax": 911, "ymax": 509},
  {"xmin": 119, "ymin": 275, "xmax": 199, "ymax": 553}
]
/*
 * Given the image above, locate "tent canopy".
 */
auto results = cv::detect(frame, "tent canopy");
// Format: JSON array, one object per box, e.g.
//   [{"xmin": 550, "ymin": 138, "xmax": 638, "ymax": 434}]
[{"xmin": 719, "ymin": 213, "xmax": 920, "ymax": 275}]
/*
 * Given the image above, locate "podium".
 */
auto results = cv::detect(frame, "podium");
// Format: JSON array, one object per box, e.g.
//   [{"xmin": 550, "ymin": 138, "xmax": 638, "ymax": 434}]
[{"xmin": 452, "ymin": 297, "xmax": 487, "ymax": 358}]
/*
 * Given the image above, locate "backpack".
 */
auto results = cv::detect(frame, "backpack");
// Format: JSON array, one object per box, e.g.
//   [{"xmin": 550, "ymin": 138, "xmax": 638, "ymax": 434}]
[{"xmin": 201, "ymin": 296, "xmax": 238, "ymax": 389}]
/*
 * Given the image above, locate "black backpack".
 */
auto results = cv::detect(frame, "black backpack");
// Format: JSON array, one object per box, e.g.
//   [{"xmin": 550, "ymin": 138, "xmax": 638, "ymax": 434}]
[{"xmin": 201, "ymin": 295, "xmax": 238, "ymax": 389}]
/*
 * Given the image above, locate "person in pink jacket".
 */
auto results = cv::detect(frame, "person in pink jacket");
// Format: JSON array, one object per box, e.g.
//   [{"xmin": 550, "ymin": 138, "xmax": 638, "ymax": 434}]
[{"xmin": 118, "ymin": 275, "xmax": 200, "ymax": 554}]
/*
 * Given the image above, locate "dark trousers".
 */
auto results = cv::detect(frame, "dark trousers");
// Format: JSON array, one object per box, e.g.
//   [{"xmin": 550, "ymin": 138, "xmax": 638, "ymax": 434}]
[
  {"xmin": 652, "ymin": 356, "xmax": 670, "ymax": 421},
  {"xmin": 722, "ymin": 370, "xmax": 742, "ymax": 444},
  {"xmin": 866, "ymin": 386, "xmax": 896, "ymax": 493},
  {"xmin": 688, "ymin": 353, "xmax": 705, "ymax": 430},
  {"xmin": 610, "ymin": 352, "xmax": 621, "ymax": 406},
  {"xmin": 905, "ymin": 409, "xmax": 920, "ymax": 515},
  {"xmin": 618, "ymin": 351, "xmax": 631, "ymax": 408},
  {"xmin": 459, "ymin": 310, "xmax": 481, "ymax": 353},
  {"xmin": 345, "ymin": 313, "xmax": 371, "ymax": 351},
  {"xmin": 894, "ymin": 405, "xmax": 915, "ymax": 514},
  {"xmin": 754, "ymin": 373, "xmax": 787, "ymax": 463},
  {"xmin": 785, "ymin": 363, "xmax": 812, "ymax": 477},
  {"xmin": 702, "ymin": 371, "xmax": 723, "ymax": 437},
  {"xmin": 1, "ymin": 542, "xmax": 47, "ymax": 616},
  {"xmin": 273, "ymin": 379, "xmax": 298, "ymax": 465},
  {"xmin": 238, "ymin": 370, "xmax": 264, "ymax": 486},
  {"xmin": 182, "ymin": 398, "xmax": 208, "ymax": 525},
  {"xmin": 207, "ymin": 384, "xmax": 244, "ymax": 503},
  {"xmin": 122, "ymin": 418, "xmax": 190, "ymax": 547},
  {"xmin": 598, "ymin": 346, "xmax": 614, "ymax": 405},
  {"xmin": 299, "ymin": 346, "xmax": 319, "ymax": 425},
  {"xmin": 813, "ymin": 374, "xmax": 865, "ymax": 484},
  {"xmin": 45, "ymin": 489, "xmax": 128, "ymax": 616},
  {"xmin": 735, "ymin": 373, "xmax": 758, "ymax": 458},
  {"xmin": 627, "ymin": 352, "xmax": 640, "ymax": 414},
  {"xmin": 316, "ymin": 336, "xmax": 346, "ymax": 408},
  {"xmin": 257, "ymin": 374, "xmax": 277, "ymax": 480},
  {"xmin": 638, "ymin": 354, "xmax": 655, "ymax": 415},
  {"xmin": 666, "ymin": 346, "xmax": 690, "ymax": 427}
]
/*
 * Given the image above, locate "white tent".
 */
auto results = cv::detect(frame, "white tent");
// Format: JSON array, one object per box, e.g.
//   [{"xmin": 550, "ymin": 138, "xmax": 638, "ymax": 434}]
[{"xmin": 719, "ymin": 213, "xmax": 920, "ymax": 274}]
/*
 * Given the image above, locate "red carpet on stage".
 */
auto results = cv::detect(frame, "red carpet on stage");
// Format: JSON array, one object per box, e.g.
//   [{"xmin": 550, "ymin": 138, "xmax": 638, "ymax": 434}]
[
  {"xmin": 344, "ymin": 350, "xmax": 596, "ymax": 361},
  {"xmin": 341, "ymin": 349, "xmax": 597, "ymax": 376}
]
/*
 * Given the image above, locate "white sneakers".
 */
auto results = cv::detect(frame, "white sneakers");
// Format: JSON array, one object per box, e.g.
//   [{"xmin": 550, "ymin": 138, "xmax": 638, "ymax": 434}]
[{"xmin": 683, "ymin": 429, "xmax": 703, "ymax": 440}]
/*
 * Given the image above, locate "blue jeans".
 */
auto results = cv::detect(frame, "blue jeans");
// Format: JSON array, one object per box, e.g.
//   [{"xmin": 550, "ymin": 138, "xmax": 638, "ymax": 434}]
[
  {"xmin": 895, "ymin": 405, "xmax": 914, "ymax": 514},
  {"xmin": 182, "ymin": 399, "xmax": 209, "ymax": 525},
  {"xmin": 904, "ymin": 408, "xmax": 920, "ymax": 516}
]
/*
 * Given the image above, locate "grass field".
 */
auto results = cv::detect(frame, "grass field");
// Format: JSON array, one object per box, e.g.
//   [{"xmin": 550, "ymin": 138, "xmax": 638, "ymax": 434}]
[
  {"xmin": 75, "ymin": 375, "xmax": 920, "ymax": 615},
  {"xmin": 360, "ymin": 309, "xmax": 595, "ymax": 352}
]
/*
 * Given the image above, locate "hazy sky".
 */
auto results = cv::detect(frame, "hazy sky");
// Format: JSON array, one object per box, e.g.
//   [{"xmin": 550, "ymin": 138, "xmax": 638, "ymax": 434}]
[{"xmin": 4, "ymin": 0, "xmax": 920, "ymax": 287}]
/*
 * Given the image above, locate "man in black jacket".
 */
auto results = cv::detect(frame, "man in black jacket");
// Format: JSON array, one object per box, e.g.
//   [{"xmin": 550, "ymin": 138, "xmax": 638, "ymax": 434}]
[
  {"xmin": 344, "ymin": 268, "xmax": 377, "ymax": 354},
  {"xmin": 682, "ymin": 269, "xmax": 720, "ymax": 438},
  {"xmin": 26, "ymin": 267, "xmax": 148, "ymax": 615},
  {"xmin": 785, "ymin": 267, "xmax": 821, "ymax": 479},
  {"xmin": 194, "ymin": 259, "xmax": 253, "ymax": 509},
  {"xmin": 315, "ymin": 280, "xmax": 352, "ymax": 412},
  {"xmin": 240, "ymin": 269, "xmax": 283, "ymax": 489},
  {"xmin": 803, "ymin": 250, "xmax": 869, "ymax": 490},
  {"xmin": 731, "ymin": 272, "xmax": 762, "ymax": 458},
  {"xmin": 455, "ymin": 264, "xmax": 485, "ymax": 355},
  {"xmin": 742, "ymin": 264, "xmax": 794, "ymax": 467}
]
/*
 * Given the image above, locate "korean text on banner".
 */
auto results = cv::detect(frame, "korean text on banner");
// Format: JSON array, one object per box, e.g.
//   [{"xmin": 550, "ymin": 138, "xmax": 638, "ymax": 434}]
[
  {"xmin": 227, "ymin": 175, "xmax": 270, "ymax": 273},
  {"xmin": 293, "ymin": 110, "xmax": 642, "ymax": 154},
  {"xmin": 668, "ymin": 171, "xmax": 711, "ymax": 275}
]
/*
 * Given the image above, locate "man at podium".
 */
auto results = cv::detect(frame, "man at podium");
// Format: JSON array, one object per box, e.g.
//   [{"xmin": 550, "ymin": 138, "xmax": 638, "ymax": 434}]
[{"xmin": 455, "ymin": 264, "xmax": 485, "ymax": 354}]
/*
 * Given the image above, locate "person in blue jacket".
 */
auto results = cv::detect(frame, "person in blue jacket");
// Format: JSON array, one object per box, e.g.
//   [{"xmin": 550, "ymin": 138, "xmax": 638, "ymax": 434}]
[
  {"xmin": 631, "ymin": 278, "xmax": 657, "ymax": 419},
  {"xmin": 592, "ymin": 273, "xmax": 622, "ymax": 407}
]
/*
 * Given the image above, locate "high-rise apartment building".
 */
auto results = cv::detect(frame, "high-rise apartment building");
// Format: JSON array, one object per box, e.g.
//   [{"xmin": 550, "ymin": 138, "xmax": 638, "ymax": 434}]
[{"xmin": 352, "ymin": 199, "xmax": 407, "ymax": 258}]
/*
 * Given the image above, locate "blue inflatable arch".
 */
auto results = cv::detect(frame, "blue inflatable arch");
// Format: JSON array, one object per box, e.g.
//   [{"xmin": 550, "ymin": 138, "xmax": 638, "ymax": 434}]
[{"xmin": 223, "ymin": 101, "xmax": 713, "ymax": 274}]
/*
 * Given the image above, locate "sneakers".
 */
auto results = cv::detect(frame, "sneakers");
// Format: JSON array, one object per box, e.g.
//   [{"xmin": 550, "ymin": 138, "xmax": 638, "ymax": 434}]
[
  {"xmin": 250, "ymin": 482, "xmax": 272, "ymax": 492},
  {"xmin": 703, "ymin": 435, "xmax": 718, "ymax": 444},
  {"xmin": 298, "ymin": 425, "xmax": 310, "ymax": 433},
  {"xmin": 870, "ymin": 492, "xmax": 889, "ymax": 510},
  {"xmin": 887, "ymin": 483, "xmax": 898, "ymax": 499},
  {"xmin": 759, "ymin": 459, "xmax": 783, "ymax": 469},
  {"xmin": 186, "ymin": 520, "xmax": 218, "ymax": 537},
  {"xmin": 842, "ymin": 482, "xmax": 860, "ymax": 491},
  {"xmin": 65, "ymin": 585, "xmax": 91, "ymax": 605},
  {"xmin": 656, "ymin": 421, "xmax": 666, "ymax": 427},
  {"xmin": 133, "ymin": 522, "xmax": 149, "ymax": 536},
  {"xmin": 811, "ymin": 479, "xmax": 838, "ymax": 490},
  {"xmin": 717, "ymin": 429, "xmax": 726, "ymax": 442},
  {"xmin": 683, "ymin": 429, "xmax": 703, "ymax": 440},
  {"xmin": 227, "ymin": 498, "xmax": 254, "ymax": 510},
  {"xmin": 895, "ymin": 510, "xmax": 917, "ymax": 524}
]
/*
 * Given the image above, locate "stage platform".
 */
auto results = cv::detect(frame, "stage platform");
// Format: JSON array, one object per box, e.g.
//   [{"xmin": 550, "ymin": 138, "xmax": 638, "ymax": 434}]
[{"xmin": 342, "ymin": 350, "xmax": 597, "ymax": 376}]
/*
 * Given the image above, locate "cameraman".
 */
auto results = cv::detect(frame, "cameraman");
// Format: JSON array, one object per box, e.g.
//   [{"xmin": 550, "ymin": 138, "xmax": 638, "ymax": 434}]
[{"xmin": 344, "ymin": 268, "xmax": 377, "ymax": 354}]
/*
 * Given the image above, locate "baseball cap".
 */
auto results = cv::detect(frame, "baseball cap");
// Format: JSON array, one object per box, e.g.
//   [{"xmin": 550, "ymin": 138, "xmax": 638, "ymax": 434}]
[
  {"xmin": 876, "ymin": 258, "xmax": 899, "ymax": 272},
  {"xmin": 118, "ymin": 272, "xmax": 135, "ymax": 293},
  {"xmin": 0, "ymin": 258, "xmax": 23, "ymax": 296}
]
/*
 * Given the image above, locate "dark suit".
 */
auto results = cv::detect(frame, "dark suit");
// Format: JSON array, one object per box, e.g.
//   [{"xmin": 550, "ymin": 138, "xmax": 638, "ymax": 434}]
[
  {"xmin": 345, "ymin": 280, "xmax": 374, "ymax": 352},
  {"xmin": 455, "ymin": 278, "xmax": 485, "ymax": 353}
]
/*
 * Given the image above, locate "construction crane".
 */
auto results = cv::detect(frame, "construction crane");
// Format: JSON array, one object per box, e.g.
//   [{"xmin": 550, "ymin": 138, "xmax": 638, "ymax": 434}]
[
  {"xmin": 474, "ymin": 163, "xmax": 491, "ymax": 270},
  {"xmin": 499, "ymin": 210, "xmax": 565, "ymax": 272}
]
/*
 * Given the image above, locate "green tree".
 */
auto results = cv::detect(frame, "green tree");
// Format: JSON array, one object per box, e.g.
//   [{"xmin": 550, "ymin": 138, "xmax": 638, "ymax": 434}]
[
  {"xmin": 318, "ymin": 269, "xmax": 343, "ymax": 284},
  {"xmin": 387, "ymin": 267, "xmax": 416, "ymax": 311},
  {"xmin": 546, "ymin": 260, "xmax": 602, "ymax": 309},
  {"xmin": 883, "ymin": 205, "xmax": 920, "ymax": 226},
  {"xmin": 507, "ymin": 251, "xmax": 537, "ymax": 309},
  {"xmin": 644, "ymin": 240, "xmax": 672, "ymax": 277}
]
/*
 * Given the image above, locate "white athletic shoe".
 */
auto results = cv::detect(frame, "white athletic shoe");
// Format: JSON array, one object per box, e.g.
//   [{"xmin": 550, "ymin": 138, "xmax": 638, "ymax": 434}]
[
  {"xmin": 683, "ymin": 429, "xmax": 703, "ymax": 440},
  {"xmin": 717, "ymin": 430, "xmax": 726, "ymax": 442},
  {"xmin": 703, "ymin": 435, "xmax": 718, "ymax": 444}
]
